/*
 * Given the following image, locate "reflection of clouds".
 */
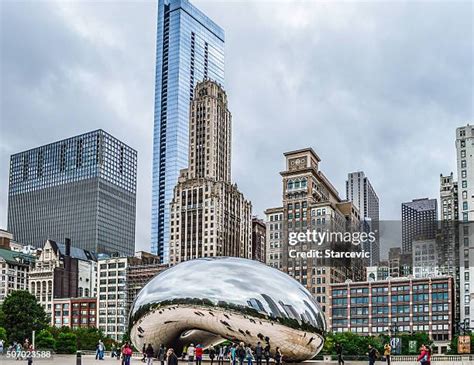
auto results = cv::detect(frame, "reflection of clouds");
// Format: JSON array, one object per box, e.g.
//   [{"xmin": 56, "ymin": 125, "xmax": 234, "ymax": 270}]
[{"xmin": 131, "ymin": 257, "xmax": 326, "ymax": 330}]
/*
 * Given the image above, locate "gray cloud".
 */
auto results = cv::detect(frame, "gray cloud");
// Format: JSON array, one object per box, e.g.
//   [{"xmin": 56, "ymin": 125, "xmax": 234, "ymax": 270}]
[{"xmin": 0, "ymin": 0, "xmax": 472, "ymax": 256}]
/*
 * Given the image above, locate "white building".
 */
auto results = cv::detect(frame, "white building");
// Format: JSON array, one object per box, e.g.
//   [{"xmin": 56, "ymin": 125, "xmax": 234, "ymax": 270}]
[
  {"xmin": 346, "ymin": 171, "xmax": 380, "ymax": 264},
  {"xmin": 456, "ymin": 124, "xmax": 474, "ymax": 327},
  {"xmin": 97, "ymin": 256, "xmax": 128, "ymax": 341},
  {"xmin": 28, "ymin": 239, "xmax": 96, "ymax": 321},
  {"xmin": 0, "ymin": 248, "xmax": 34, "ymax": 303},
  {"xmin": 412, "ymin": 239, "xmax": 439, "ymax": 278}
]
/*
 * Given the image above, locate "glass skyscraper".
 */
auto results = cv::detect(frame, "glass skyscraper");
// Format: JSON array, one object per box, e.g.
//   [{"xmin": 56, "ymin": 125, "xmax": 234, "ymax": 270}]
[
  {"xmin": 7, "ymin": 130, "xmax": 137, "ymax": 256},
  {"xmin": 151, "ymin": 0, "xmax": 225, "ymax": 261}
]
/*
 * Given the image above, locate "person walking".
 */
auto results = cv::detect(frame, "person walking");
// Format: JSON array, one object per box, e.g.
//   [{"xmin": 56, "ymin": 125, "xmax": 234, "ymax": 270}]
[
  {"xmin": 417, "ymin": 345, "xmax": 431, "ymax": 365},
  {"xmin": 167, "ymin": 348, "xmax": 179, "ymax": 365},
  {"xmin": 217, "ymin": 345, "xmax": 225, "ymax": 365},
  {"xmin": 142, "ymin": 344, "xmax": 147, "ymax": 363},
  {"xmin": 245, "ymin": 345, "xmax": 253, "ymax": 365},
  {"xmin": 367, "ymin": 345, "xmax": 378, "ymax": 365},
  {"xmin": 195, "ymin": 344, "xmax": 203, "ymax": 365},
  {"xmin": 237, "ymin": 343, "xmax": 246, "ymax": 365},
  {"xmin": 187, "ymin": 343, "xmax": 195, "ymax": 365},
  {"xmin": 145, "ymin": 344, "xmax": 155, "ymax": 365},
  {"xmin": 158, "ymin": 344, "xmax": 166, "ymax": 365},
  {"xmin": 263, "ymin": 344, "xmax": 270, "ymax": 365},
  {"xmin": 0, "ymin": 339, "xmax": 4, "ymax": 355},
  {"xmin": 230, "ymin": 344, "xmax": 237, "ymax": 365},
  {"xmin": 98, "ymin": 340, "xmax": 105, "ymax": 360},
  {"xmin": 254, "ymin": 342, "xmax": 263, "ymax": 365},
  {"xmin": 122, "ymin": 343, "xmax": 133, "ymax": 365},
  {"xmin": 274, "ymin": 347, "xmax": 282, "ymax": 365},
  {"xmin": 26, "ymin": 344, "xmax": 34, "ymax": 365},
  {"xmin": 384, "ymin": 343, "xmax": 391, "ymax": 365},
  {"xmin": 335, "ymin": 343, "xmax": 344, "ymax": 365},
  {"xmin": 15, "ymin": 342, "xmax": 22, "ymax": 361},
  {"xmin": 209, "ymin": 346, "xmax": 216, "ymax": 365},
  {"xmin": 182, "ymin": 346, "xmax": 188, "ymax": 361}
]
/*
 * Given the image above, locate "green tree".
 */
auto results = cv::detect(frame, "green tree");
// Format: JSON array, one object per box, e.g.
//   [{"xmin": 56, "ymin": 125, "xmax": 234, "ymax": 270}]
[
  {"xmin": 55, "ymin": 332, "xmax": 77, "ymax": 354},
  {"xmin": 0, "ymin": 327, "xmax": 7, "ymax": 343},
  {"xmin": 0, "ymin": 291, "xmax": 48, "ymax": 343},
  {"xmin": 35, "ymin": 329, "xmax": 56, "ymax": 350},
  {"xmin": 75, "ymin": 327, "xmax": 103, "ymax": 350}
]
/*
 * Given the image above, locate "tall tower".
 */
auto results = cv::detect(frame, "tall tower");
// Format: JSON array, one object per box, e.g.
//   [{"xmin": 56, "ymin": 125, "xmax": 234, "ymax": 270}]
[
  {"xmin": 168, "ymin": 80, "xmax": 252, "ymax": 265},
  {"xmin": 275, "ymin": 148, "xmax": 362, "ymax": 313},
  {"xmin": 346, "ymin": 171, "xmax": 380, "ymax": 264},
  {"xmin": 456, "ymin": 124, "xmax": 474, "ymax": 328},
  {"xmin": 151, "ymin": 0, "xmax": 225, "ymax": 262},
  {"xmin": 7, "ymin": 130, "xmax": 137, "ymax": 256},
  {"xmin": 401, "ymin": 198, "xmax": 437, "ymax": 253}
]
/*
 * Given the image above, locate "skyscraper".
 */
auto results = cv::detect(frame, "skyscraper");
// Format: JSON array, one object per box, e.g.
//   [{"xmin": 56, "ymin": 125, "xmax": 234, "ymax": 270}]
[
  {"xmin": 168, "ymin": 80, "xmax": 252, "ymax": 265},
  {"xmin": 346, "ymin": 171, "xmax": 380, "ymax": 264},
  {"xmin": 266, "ymin": 148, "xmax": 364, "ymax": 313},
  {"xmin": 440, "ymin": 173, "xmax": 458, "ymax": 221},
  {"xmin": 401, "ymin": 198, "xmax": 437, "ymax": 253},
  {"xmin": 7, "ymin": 130, "xmax": 137, "ymax": 255},
  {"xmin": 456, "ymin": 124, "xmax": 474, "ymax": 328},
  {"xmin": 151, "ymin": 0, "xmax": 225, "ymax": 262}
]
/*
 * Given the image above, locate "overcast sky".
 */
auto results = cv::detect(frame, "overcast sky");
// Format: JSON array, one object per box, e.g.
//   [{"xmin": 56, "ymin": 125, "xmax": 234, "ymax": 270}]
[{"xmin": 0, "ymin": 0, "xmax": 472, "ymax": 254}]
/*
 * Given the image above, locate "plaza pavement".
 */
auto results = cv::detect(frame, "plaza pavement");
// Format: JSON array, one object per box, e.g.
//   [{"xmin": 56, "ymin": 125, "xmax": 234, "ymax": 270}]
[{"xmin": 0, "ymin": 355, "xmax": 470, "ymax": 365}]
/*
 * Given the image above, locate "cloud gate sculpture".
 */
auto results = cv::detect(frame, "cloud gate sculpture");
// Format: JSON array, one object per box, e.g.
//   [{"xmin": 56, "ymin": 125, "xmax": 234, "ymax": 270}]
[{"xmin": 129, "ymin": 257, "xmax": 326, "ymax": 361}]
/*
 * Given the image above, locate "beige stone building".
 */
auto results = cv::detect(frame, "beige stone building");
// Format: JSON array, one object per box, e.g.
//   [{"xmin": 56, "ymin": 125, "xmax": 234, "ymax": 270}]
[
  {"xmin": 169, "ymin": 80, "xmax": 252, "ymax": 265},
  {"xmin": 266, "ymin": 148, "xmax": 363, "ymax": 313},
  {"xmin": 265, "ymin": 207, "xmax": 284, "ymax": 270}
]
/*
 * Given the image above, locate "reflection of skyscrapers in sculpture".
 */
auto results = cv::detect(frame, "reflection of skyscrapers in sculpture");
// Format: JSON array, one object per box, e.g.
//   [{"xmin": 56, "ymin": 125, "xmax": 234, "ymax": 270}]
[
  {"xmin": 168, "ymin": 80, "xmax": 252, "ymax": 265},
  {"xmin": 401, "ymin": 198, "xmax": 437, "ymax": 253},
  {"xmin": 266, "ymin": 148, "xmax": 362, "ymax": 313},
  {"xmin": 346, "ymin": 171, "xmax": 380, "ymax": 264},
  {"xmin": 456, "ymin": 124, "xmax": 474, "ymax": 328},
  {"xmin": 151, "ymin": 0, "xmax": 225, "ymax": 262},
  {"xmin": 129, "ymin": 258, "xmax": 326, "ymax": 362}
]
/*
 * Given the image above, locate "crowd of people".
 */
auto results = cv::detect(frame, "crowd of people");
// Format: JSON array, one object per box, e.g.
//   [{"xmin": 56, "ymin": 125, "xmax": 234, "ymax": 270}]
[
  {"xmin": 335, "ymin": 342, "xmax": 432, "ymax": 365},
  {"xmin": 118, "ymin": 341, "xmax": 282, "ymax": 365}
]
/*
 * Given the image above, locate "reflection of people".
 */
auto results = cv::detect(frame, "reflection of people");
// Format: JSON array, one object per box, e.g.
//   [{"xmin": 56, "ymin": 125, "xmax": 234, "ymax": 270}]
[
  {"xmin": 384, "ymin": 344, "xmax": 391, "ymax": 365},
  {"xmin": 335, "ymin": 343, "xmax": 344, "ymax": 365}
]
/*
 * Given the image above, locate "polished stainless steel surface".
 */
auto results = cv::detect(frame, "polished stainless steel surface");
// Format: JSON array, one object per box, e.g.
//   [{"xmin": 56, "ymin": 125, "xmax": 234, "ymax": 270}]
[{"xmin": 129, "ymin": 257, "xmax": 326, "ymax": 361}]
